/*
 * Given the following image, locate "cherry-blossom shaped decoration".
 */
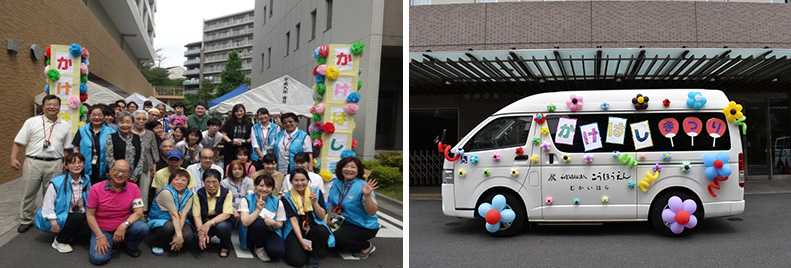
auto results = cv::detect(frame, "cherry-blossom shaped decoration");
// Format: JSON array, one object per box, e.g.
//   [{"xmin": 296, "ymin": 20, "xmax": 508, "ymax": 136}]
[{"xmin": 566, "ymin": 94, "xmax": 583, "ymax": 111}]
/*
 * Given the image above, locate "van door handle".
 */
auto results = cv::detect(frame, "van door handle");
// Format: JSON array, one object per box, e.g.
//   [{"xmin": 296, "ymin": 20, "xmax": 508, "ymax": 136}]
[
  {"xmin": 514, "ymin": 155, "xmax": 529, "ymax": 160},
  {"xmin": 548, "ymin": 153, "xmax": 555, "ymax": 164}
]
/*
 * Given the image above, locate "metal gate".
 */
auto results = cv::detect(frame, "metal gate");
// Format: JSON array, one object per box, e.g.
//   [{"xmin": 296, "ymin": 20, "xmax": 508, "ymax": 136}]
[{"xmin": 409, "ymin": 150, "xmax": 443, "ymax": 185}]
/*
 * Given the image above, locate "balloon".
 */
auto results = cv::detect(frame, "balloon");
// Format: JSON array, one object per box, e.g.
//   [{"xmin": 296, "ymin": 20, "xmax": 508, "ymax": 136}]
[
  {"xmin": 485, "ymin": 222, "xmax": 500, "ymax": 233},
  {"xmin": 669, "ymin": 222, "xmax": 684, "ymax": 234},
  {"xmin": 682, "ymin": 199, "xmax": 697, "ymax": 214},
  {"xmin": 662, "ymin": 209, "xmax": 675, "ymax": 223},
  {"xmin": 485, "ymin": 210, "xmax": 500, "ymax": 225},
  {"xmin": 686, "ymin": 215, "xmax": 698, "ymax": 228},
  {"xmin": 675, "ymin": 210, "xmax": 690, "ymax": 225},
  {"xmin": 491, "ymin": 194, "xmax": 506, "ymax": 211},
  {"xmin": 500, "ymin": 209, "xmax": 515, "ymax": 223},
  {"xmin": 702, "ymin": 153, "xmax": 716, "ymax": 166},
  {"xmin": 668, "ymin": 196, "xmax": 683, "ymax": 212},
  {"xmin": 705, "ymin": 166, "xmax": 719, "ymax": 180},
  {"xmin": 477, "ymin": 203, "xmax": 492, "ymax": 218}
]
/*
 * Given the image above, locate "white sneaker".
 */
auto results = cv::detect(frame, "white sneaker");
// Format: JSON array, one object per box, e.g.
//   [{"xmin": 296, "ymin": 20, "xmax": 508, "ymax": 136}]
[
  {"xmin": 52, "ymin": 238, "xmax": 73, "ymax": 253},
  {"xmin": 254, "ymin": 247, "xmax": 271, "ymax": 262}
]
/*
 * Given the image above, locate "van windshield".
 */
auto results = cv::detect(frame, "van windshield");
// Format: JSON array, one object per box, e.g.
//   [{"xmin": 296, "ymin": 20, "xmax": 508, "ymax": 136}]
[{"xmin": 463, "ymin": 116, "xmax": 532, "ymax": 152}]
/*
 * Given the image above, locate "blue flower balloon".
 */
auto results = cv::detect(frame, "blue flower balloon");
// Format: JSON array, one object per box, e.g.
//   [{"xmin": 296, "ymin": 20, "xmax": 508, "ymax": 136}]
[
  {"xmin": 346, "ymin": 92, "xmax": 361, "ymax": 103},
  {"xmin": 315, "ymin": 74, "xmax": 325, "ymax": 84},
  {"xmin": 313, "ymin": 48, "xmax": 320, "ymax": 59},
  {"xmin": 702, "ymin": 152, "xmax": 731, "ymax": 179},
  {"xmin": 477, "ymin": 194, "xmax": 515, "ymax": 233},
  {"xmin": 470, "ymin": 155, "xmax": 479, "ymax": 164},
  {"xmin": 80, "ymin": 83, "xmax": 87, "ymax": 94},
  {"xmin": 69, "ymin": 43, "xmax": 82, "ymax": 57},
  {"xmin": 340, "ymin": 149, "xmax": 356, "ymax": 158},
  {"xmin": 686, "ymin": 91, "xmax": 707, "ymax": 110}
]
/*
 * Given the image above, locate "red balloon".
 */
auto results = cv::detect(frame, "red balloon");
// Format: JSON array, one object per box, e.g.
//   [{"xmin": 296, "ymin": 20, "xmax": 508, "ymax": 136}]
[
  {"xmin": 485, "ymin": 209, "xmax": 501, "ymax": 225},
  {"xmin": 675, "ymin": 210, "xmax": 690, "ymax": 225},
  {"xmin": 714, "ymin": 159, "xmax": 724, "ymax": 169}
]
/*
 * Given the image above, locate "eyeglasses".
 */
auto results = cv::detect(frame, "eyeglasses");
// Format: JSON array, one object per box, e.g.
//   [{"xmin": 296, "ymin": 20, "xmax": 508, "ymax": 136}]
[{"xmin": 111, "ymin": 168, "xmax": 130, "ymax": 175}]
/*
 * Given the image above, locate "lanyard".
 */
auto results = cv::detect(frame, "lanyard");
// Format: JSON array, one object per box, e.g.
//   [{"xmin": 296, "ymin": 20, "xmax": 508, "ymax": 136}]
[
  {"xmin": 42, "ymin": 116, "xmax": 56, "ymax": 146},
  {"xmin": 282, "ymin": 132, "xmax": 294, "ymax": 150},
  {"xmin": 259, "ymin": 125, "xmax": 269, "ymax": 145},
  {"xmin": 335, "ymin": 181, "xmax": 355, "ymax": 214}
]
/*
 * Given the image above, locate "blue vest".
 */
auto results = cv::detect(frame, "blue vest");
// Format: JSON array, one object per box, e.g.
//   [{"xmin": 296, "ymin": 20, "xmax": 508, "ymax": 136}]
[
  {"xmin": 273, "ymin": 129, "xmax": 308, "ymax": 173},
  {"xmin": 148, "ymin": 185, "xmax": 194, "ymax": 229},
  {"xmin": 282, "ymin": 188, "xmax": 335, "ymax": 247},
  {"xmin": 196, "ymin": 187, "xmax": 230, "ymax": 222},
  {"xmin": 238, "ymin": 193, "xmax": 281, "ymax": 250},
  {"xmin": 35, "ymin": 174, "xmax": 91, "ymax": 232},
  {"xmin": 328, "ymin": 178, "xmax": 379, "ymax": 229},
  {"xmin": 77, "ymin": 124, "xmax": 115, "ymax": 179},
  {"xmin": 251, "ymin": 123, "xmax": 278, "ymax": 161}
]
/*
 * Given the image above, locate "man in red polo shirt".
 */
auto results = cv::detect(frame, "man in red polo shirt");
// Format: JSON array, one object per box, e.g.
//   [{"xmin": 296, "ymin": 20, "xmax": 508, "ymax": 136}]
[{"xmin": 85, "ymin": 160, "xmax": 148, "ymax": 265}]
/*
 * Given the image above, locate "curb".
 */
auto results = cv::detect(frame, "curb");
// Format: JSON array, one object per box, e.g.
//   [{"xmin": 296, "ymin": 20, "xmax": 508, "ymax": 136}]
[{"xmin": 377, "ymin": 193, "xmax": 403, "ymax": 216}]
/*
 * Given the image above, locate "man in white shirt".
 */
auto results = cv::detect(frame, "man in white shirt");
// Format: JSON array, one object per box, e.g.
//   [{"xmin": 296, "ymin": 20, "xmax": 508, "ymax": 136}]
[
  {"xmin": 201, "ymin": 118, "xmax": 224, "ymax": 156},
  {"xmin": 10, "ymin": 95, "xmax": 74, "ymax": 233},
  {"xmin": 187, "ymin": 148, "xmax": 224, "ymax": 192},
  {"xmin": 281, "ymin": 152, "xmax": 325, "ymax": 196}
]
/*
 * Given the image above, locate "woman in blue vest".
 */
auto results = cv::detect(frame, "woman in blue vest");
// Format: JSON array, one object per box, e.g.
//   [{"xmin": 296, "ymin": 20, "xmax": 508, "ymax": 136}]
[
  {"xmin": 282, "ymin": 168, "xmax": 334, "ymax": 268},
  {"xmin": 72, "ymin": 105, "xmax": 116, "ymax": 184},
  {"xmin": 272, "ymin": 112, "xmax": 312, "ymax": 174},
  {"xmin": 192, "ymin": 169, "xmax": 234, "ymax": 258},
  {"xmin": 35, "ymin": 153, "xmax": 92, "ymax": 253},
  {"xmin": 147, "ymin": 169, "xmax": 195, "ymax": 256},
  {"xmin": 239, "ymin": 173, "xmax": 286, "ymax": 263},
  {"xmin": 251, "ymin": 107, "xmax": 279, "ymax": 171},
  {"xmin": 327, "ymin": 157, "xmax": 380, "ymax": 260}
]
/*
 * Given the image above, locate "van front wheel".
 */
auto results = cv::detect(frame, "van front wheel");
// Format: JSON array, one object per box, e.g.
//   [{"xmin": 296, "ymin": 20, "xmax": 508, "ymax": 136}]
[
  {"xmin": 479, "ymin": 192, "xmax": 526, "ymax": 237},
  {"xmin": 649, "ymin": 191, "xmax": 703, "ymax": 237}
]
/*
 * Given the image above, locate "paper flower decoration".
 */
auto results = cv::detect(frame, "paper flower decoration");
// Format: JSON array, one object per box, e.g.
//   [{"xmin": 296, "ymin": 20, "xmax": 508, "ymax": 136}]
[
  {"xmin": 532, "ymin": 136, "xmax": 540, "ymax": 145},
  {"xmin": 311, "ymin": 122, "xmax": 323, "ymax": 134},
  {"xmin": 325, "ymin": 66, "xmax": 340, "ymax": 80},
  {"xmin": 358, "ymin": 80, "xmax": 362, "ymax": 90},
  {"xmin": 470, "ymin": 155, "xmax": 479, "ymax": 164},
  {"xmin": 530, "ymin": 154, "xmax": 539, "ymax": 163},
  {"xmin": 562, "ymin": 154, "xmax": 571, "ymax": 163},
  {"xmin": 680, "ymin": 161, "xmax": 691, "ymax": 172},
  {"xmin": 341, "ymin": 149, "xmax": 356, "ymax": 158},
  {"xmin": 80, "ymin": 63, "xmax": 89, "ymax": 75},
  {"xmin": 344, "ymin": 103, "xmax": 360, "ymax": 115},
  {"xmin": 545, "ymin": 197, "xmax": 553, "ymax": 205},
  {"xmin": 315, "ymin": 84, "xmax": 326, "ymax": 96},
  {"xmin": 44, "ymin": 85, "xmax": 49, "ymax": 94},
  {"xmin": 639, "ymin": 153, "xmax": 646, "ymax": 161},
  {"xmin": 534, "ymin": 113, "xmax": 546, "ymax": 124},
  {"xmin": 316, "ymin": 57, "xmax": 326, "ymax": 65},
  {"xmin": 663, "ymin": 98, "xmax": 671, "ymax": 107},
  {"xmin": 318, "ymin": 45, "xmax": 329, "ymax": 57},
  {"xmin": 312, "ymin": 113, "xmax": 321, "ymax": 123},
  {"xmin": 352, "ymin": 139, "xmax": 357, "ymax": 149},
  {"xmin": 311, "ymin": 103, "xmax": 326, "ymax": 114},
  {"xmin": 44, "ymin": 65, "xmax": 50, "ymax": 75},
  {"xmin": 653, "ymin": 163, "xmax": 662, "ymax": 172},
  {"xmin": 515, "ymin": 147, "xmax": 524, "ymax": 155},
  {"xmin": 320, "ymin": 170, "xmax": 333, "ymax": 182},
  {"xmin": 686, "ymin": 91, "xmax": 707, "ymax": 110},
  {"xmin": 483, "ymin": 169, "xmax": 491, "ymax": 176},
  {"xmin": 79, "ymin": 83, "xmax": 87, "ymax": 94},
  {"xmin": 313, "ymin": 138, "xmax": 323, "ymax": 148},
  {"xmin": 68, "ymin": 96, "xmax": 80, "ymax": 108},
  {"xmin": 80, "ymin": 93, "xmax": 88, "ymax": 102},
  {"xmin": 492, "ymin": 152, "xmax": 501, "ymax": 161},
  {"xmin": 477, "ymin": 194, "xmax": 516, "ymax": 233},
  {"xmin": 573, "ymin": 198, "xmax": 580, "ymax": 205},
  {"xmin": 602, "ymin": 196, "xmax": 609, "ymax": 203},
  {"xmin": 600, "ymin": 102, "xmax": 610, "ymax": 110},
  {"xmin": 662, "ymin": 152, "xmax": 672, "ymax": 161},
  {"xmin": 566, "ymin": 94, "xmax": 583, "ymax": 111},
  {"xmin": 584, "ymin": 154, "xmax": 593, "ymax": 163},
  {"xmin": 315, "ymin": 74, "xmax": 325, "ymax": 84},
  {"xmin": 723, "ymin": 101, "xmax": 744, "ymax": 122},
  {"xmin": 347, "ymin": 92, "xmax": 361, "ymax": 103},
  {"xmin": 323, "ymin": 122, "xmax": 335, "ymax": 134},
  {"xmin": 313, "ymin": 48, "xmax": 320, "ymax": 58},
  {"xmin": 350, "ymin": 42, "xmax": 366, "ymax": 55},
  {"xmin": 628, "ymin": 181, "xmax": 636, "ymax": 188},
  {"xmin": 81, "ymin": 47, "xmax": 89, "ymax": 59},
  {"xmin": 81, "ymin": 75, "xmax": 88, "ymax": 83},
  {"xmin": 632, "ymin": 94, "xmax": 649, "ymax": 110},
  {"xmin": 510, "ymin": 168, "xmax": 519, "ymax": 177},
  {"xmin": 661, "ymin": 196, "xmax": 698, "ymax": 234},
  {"xmin": 541, "ymin": 126, "xmax": 549, "ymax": 136},
  {"xmin": 69, "ymin": 43, "xmax": 82, "ymax": 57},
  {"xmin": 547, "ymin": 103, "xmax": 556, "ymax": 112},
  {"xmin": 458, "ymin": 169, "xmax": 467, "ymax": 177},
  {"xmin": 703, "ymin": 152, "xmax": 731, "ymax": 179},
  {"xmin": 45, "ymin": 46, "xmax": 51, "ymax": 58},
  {"xmin": 541, "ymin": 141, "xmax": 551, "ymax": 151},
  {"xmin": 316, "ymin": 64, "xmax": 328, "ymax": 75},
  {"xmin": 47, "ymin": 69, "xmax": 60, "ymax": 81},
  {"xmin": 310, "ymin": 132, "xmax": 321, "ymax": 140},
  {"xmin": 312, "ymin": 66, "xmax": 319, "ymax": 76}
]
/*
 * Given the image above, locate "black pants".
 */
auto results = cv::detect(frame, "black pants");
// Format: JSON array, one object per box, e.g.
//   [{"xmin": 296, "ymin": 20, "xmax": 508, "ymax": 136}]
[
  {"xmin": 333, "ymin": 224, "xmax": 378, "ymax": 252},
  {"xmin": 284, "ymin": 225, "xmax": 330, "ymax": 267},
  {"xmin": 56, "ymin": 213, "xmax": 91, "ymax": 243},
  {"xmin": 192, "ymin": 220, "xmax": 233, "ymax": 250},
  {"xmin": 152, "ymin": 221, "xmax": 194, "ymax": 248},
  {"xmin": 247, "ymin": 218, "xmax": 285, "ymax": 260}
]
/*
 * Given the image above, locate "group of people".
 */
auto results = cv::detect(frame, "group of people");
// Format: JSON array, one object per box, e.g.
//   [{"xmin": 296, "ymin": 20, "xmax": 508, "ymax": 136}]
[{"xmin": 11, "ymin": 96, "xmax": 381, "ymax": 267}]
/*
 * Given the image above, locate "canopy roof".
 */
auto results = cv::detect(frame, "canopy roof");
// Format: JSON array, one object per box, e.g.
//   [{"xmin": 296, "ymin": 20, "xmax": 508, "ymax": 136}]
[
  {"xmin": 208, "ymin": 75, "xmax": 315, "ymax": 117},
  {"xmin": 35, "ymin": 80, "xmax": 126, "ymax": 106},
  {"xmin": 209, "ymin": 84, "xmax": 249, "ymax": 108}
]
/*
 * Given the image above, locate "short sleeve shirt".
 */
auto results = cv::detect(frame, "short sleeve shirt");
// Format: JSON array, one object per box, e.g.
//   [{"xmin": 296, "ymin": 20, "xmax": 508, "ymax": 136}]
[
  {"xmin": 152, "ymin": 167, "xmax": 196, "ymax": 190},
  {"xmin": 86, "ymin": 180, "xmax": 143, "ymax": 231},
  {"xmin": 238, "ymin": 197, "xmax": 286, "ymax": 221}
]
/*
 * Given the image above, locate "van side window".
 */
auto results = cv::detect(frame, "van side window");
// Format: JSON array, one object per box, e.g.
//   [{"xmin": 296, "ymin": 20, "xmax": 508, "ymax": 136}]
[{"xmin": 463, "ymin": 116, "xmax": 532, "ymax": 152}]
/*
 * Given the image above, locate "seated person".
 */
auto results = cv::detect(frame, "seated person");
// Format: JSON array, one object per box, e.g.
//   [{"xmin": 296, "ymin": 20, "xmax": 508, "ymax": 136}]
[
  {"xmin": 251, "ymin": 154, "xmax": 285, "ymax": 197},
  {"xmin": 281, "ymin": 152, "xmax": 325, "ymax": 196},
  {"xmin": 192, "ymin": 169, "xmax": 234, "ymax": 258},
  {"xmin": 282, "ymin": 168, "xmax": 334, "ymax": 268},
  {"xmin": 35, "ymin": 154, "xmax": 92, "ymax": 253},
  {"xmin": 239, "ymin": 174, "xmax": 286, "ymax": 263},
  {"xmin": 327, "ymin": 157, "xmax": 380, "ymax": 260},
  {"xmin": 147, "ymin": 169, "xmax": 195, "ymax": 256},
  {"xmin": 221, "ymin": 160, "xmax": 255, "ymax": 222},
  {"xmin": 224, "ymin": 147, "xmax": 256, "ymax": 178}
]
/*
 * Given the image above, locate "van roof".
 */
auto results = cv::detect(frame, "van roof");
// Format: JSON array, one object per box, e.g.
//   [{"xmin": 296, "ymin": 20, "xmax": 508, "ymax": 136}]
[{"xmin": 495, "ymin": 89, "xmax": 732, "ymax": 115}]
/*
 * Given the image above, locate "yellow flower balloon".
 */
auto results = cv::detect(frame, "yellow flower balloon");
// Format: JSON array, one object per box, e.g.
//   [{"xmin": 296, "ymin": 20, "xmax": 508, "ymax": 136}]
[
  {"xmin": 458, "ymin": 169, "xmax": 467, "ymax": 177},
  {"xmin": 541, "ymin": 126, "xmax": 549, "ymax": 136},
  {"xmin": 319, "ymin": 170, "xmax": 333, "ymax": 182},
  {"xmin": 723, "ymin": 101, "xmax": 744, "ymax": 122},
  {"xmin": 325, "ymin": 66, "xmax": 340, "ymax": 80},
  {"xmin": 530, "ymin": 154, "xmax": 539, "ymax": 163}
]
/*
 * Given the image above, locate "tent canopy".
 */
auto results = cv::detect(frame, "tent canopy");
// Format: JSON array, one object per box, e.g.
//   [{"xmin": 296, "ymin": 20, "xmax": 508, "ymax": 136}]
[
  {"xmin": 146, "ymin": 96, "xmax": 175, "ymax": 112},
  {"xmin": 125, "ymin": 92, "xmax": 149, "ymax": 108},
  {"xmin": 209, "ymin": 84, "xmax": 249, "ymax": 108},
  {"xmin": 35, "ymin": 80, "xmax": 126, "ymax": 106},
  {"xmin": 208, "ymin": 75, "xmax": 314, "ymax": 117}
]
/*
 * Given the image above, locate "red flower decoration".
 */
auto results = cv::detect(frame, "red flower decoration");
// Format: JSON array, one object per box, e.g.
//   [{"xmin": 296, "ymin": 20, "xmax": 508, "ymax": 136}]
[
  {"xmin": 312, "ymin": 65, "xmax": 319, "ymax": 76},
  {"xmin": 313, "ymin": 138, "xmax": 323, "ymax": 148},
  {"xmin": 80, "ymin": 93, "xmax": 88, "ymax": 102},
  {"xmin": 319, "ymin": 45, "xmax": 329, "ymax": 57},
  {"xmin": 663, "ymin": 98, "xmax": 671, "ymax": 107},
  {"xmin": 352, "ymin": 139, "xmax": 357, "ymax": 149},
  {"xmin": 515, "ymin": 147, "xmax": 524, "ymax": 156},
  {"xmin": 323, "ymin": 122, "xmax": 335, "ymax": 134},
  {"xmin": 534, "ymin": 113, "xmax": 546, "ymax": 124},
  {"xmin": 46, "ymin": 46, "xmax": 51, "ymax": 58}
]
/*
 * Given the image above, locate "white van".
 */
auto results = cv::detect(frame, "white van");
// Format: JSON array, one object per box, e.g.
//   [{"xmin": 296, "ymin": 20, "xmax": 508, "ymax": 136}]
[{"xmin": 441, "ymin": 89, "xmax": 745, "ymax": 236}]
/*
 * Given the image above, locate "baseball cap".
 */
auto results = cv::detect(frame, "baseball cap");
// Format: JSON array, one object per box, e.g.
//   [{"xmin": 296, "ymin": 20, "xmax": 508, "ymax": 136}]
[{"xmin": 167, "ymin": 150, "xmax": 183, "ymax": 160}]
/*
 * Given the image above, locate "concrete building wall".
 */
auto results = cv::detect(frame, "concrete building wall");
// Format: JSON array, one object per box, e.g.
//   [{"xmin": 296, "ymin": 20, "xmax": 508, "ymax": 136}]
[{"xmin": 0, "ymin": 0, "xmax": 154, "ymax": 184}]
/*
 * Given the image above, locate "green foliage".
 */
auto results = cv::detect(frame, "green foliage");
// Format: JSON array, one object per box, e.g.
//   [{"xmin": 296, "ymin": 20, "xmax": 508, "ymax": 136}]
[
  {"xmin": 215, "ymin": 50, "xmax": 248, "ymax": 98},
  {"xmin": 140, "ymin": 64, "xmax": 171, "ymax": 86},
  {"xmin": 362, "ymin": 160, "xmax": 381, "ymax": 170},
  {"xmin": 369, "ymin": 165, "xmax": 401, "ymax": 188},
  {"xmin": 375, "ymin": 151, "xmax": 403, "ymax": 170}
]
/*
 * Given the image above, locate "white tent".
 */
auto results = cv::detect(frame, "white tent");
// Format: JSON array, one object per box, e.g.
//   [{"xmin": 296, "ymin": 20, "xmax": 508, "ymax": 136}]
[
  {"xmin": 146, "ymin": 96, "xmax": 175, "ymax": 112},
  {"xmin": 209, "ymin": 75, "xmax": 315, "ymax": 117},
  {"xmin": 125, "ymin": 92, "xmax": 149, "ymax": 108},
  {"xmin": 34, "ymin": 80, "xmax": 126, "ymax": 108}
]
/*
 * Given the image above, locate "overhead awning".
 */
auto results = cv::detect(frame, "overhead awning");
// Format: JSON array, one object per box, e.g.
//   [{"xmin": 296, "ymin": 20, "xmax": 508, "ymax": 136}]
[{"xmin": 410, "ymin": 48, "xmax": 791, "ymax": 95}]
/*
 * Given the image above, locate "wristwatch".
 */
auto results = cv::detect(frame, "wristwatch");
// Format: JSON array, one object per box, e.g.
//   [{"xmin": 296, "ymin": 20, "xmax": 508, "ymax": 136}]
[{"xmin": 123, "ymin": 221, "xmax": 131, "ymax": 226}]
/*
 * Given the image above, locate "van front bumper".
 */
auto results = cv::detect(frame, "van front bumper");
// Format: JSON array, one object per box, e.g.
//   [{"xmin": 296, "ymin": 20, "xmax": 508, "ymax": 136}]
[{"xmin": 442, "ymin": 184, "xmax": 475, "ymax": 219}]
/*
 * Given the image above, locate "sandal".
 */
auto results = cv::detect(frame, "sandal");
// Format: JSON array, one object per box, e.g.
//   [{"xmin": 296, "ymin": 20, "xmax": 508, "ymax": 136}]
[{"xmin": 219, "ymin": 248, "xmax": 230, "ymax": 258}]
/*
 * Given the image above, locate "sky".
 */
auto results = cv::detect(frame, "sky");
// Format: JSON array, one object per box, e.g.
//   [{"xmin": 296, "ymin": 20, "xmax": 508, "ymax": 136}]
[{"xmin": 154, "ymin": 0, "xmax": 254, "ymax": 68}]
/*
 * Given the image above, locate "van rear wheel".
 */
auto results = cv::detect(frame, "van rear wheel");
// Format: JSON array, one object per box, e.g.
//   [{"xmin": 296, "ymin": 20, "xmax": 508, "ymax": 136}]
[
  {"xmin": 649, "ymin": 191, "xmax": 703, "ymax": 237},
  {"xmin": 479, "ymin": 192, "xmax": 526, "ymax": 237}
]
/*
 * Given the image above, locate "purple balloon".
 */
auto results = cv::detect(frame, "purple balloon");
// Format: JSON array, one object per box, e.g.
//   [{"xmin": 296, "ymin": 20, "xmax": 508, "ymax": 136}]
[
  {"xmin": 669, "ymin": 222, "xmax": 685, "ymax": 234},
  {"xmin": 662, "ymin": 209, "xmax": 676, "ymax": 223},
  {"xmin": 686, "ymin": 215, "xmax": 698, "ymax": 229},
  {"xmin": 682, "ymin": 200, "xmax": 697, "ymax": 214},
  {"xmin": 668, "ymin": 196, "xmax": 683, "ymax": 212}
]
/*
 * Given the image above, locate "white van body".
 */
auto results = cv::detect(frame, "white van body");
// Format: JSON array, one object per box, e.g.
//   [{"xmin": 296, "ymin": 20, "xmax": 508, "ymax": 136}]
[{"xmin": 441, "ymin": 89, "xmax": 744, "ymax": 235}]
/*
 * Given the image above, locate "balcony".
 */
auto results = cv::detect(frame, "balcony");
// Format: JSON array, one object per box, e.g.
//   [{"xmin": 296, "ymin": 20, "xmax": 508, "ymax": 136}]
[
  {"xmin": 183, "ymin": 79, "xmax": 200, "ymax": 86},
  {"xmin": 183, "ymin": 69, "xmax": 200, "ymax": 76},
  {"xmin": 155, "ymin": 86, "xmax": 184, "ymax": 96},
  {"xmin": 184, "ymin": 48, "xmax": 201, "ymax": 56},
  {"xmin": 184, "ymin": 58, "xmax": 200, "ymax": 66}
]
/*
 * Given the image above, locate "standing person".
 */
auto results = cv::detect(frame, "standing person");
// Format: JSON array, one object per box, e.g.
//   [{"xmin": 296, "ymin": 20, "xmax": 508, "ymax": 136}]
[
  {"xmin": 251, "ymin": 108, "xmax": 279, "ymax": 170},
  {"xmin": 327, "ymin": 157, "xmax": 380, "ymax": 260},
  {"xmin": 220, "ymin": 160, "xmax": 254, "ymax": 222},
  {"xmin": 251, "ymin": 154, "xmax": 286, "ymax": 198},
  {"xmin": 143, "ymin": 100, "xmax": 153, "ymax": 111},
  {"xmin": 281, "ymin": 153, "xmax": 325, "ymax": 196},
  {"xmin": 175, "ymin": 128, "xmax": 203, "ymax": 166},
  {"xmin": 187, "ymin": 101, "xmax": 212, "ymax": 131},
  {"xmin": 146, "ymin": 120, "xmax": 165, "ymax": 152},
  {"xmin": 151, "ymin": 150, "xmax": 196, "ymax": 194},
  {"xmin": 86, "ymin": 160, "xmax": 148, "ymax": 265},
  {"xmin": 115, "ymin": 99, "xmax": 126, "ymax": 111},
  {"xmin": 10, "ymin": 95, "xmax": 73, "ymax": 233},
  {"xmin": 105, "ymin": 112, "xmax": 143, "ymax": 185},
  {"xmin": 132, "ymin": 110, "xmax": 160, "ymax": 213},
  {"xmin": 127, "ymin": 101, "xmax": 138, "ymax": 112},
  {"xmin": 282, "ymin": 168, "xmax": 333, "ymax": 268},
  {"xmin": 224, "ymin": 147, "xmax": 256, "ymax": 178},
  {"xmin": 73, "ymin": 104, "xmax": 116, "ymax": 185},
  {"xmin": 239, "ymin": 174, "xmax": 286, "ymax": 263},
  {"xmin": 34, "ymin": 153, "xmax": 92, "ymax": 253},
  {"xmin": 168, "ymin": 102, "xmax": 188, "ymax": 129},
  {"xmin": 221, "ymin": 104, "xmax": 252, "ymax": 169},
  {"xmin": 171, "ymin": 126, "xmax": 187, "ymax": 144},
  {"xmin": 187, "ymin": 149, "xmax": 224, "ymax": 192},
  {"xmin": 154, "ymin": 139, "xmax": 175, "ymax": 172},
  {"xmin": 147, "ymin": 108, "xmax": 161, "ymax": 122},
  {"xmin": 104, "ymin": 104, "xmax": 118, "ymax": 131},
  {"xmin": 201, "ymin": 118, "xmax": 224, "ymax": 157},
  {"xmin": 272, "ymin": 113, "xmax": 312, "ymax": 174},
  {"xmin": 147, "ymin": 169, "xmax": 194, "ymax": 256},
  {"xmin": 155, "ymin": 103, "xmax": 171, "ymax": 134},
  {"xmin": 192, "ymin": 169, "xmax": 233, "ymax": 258}
]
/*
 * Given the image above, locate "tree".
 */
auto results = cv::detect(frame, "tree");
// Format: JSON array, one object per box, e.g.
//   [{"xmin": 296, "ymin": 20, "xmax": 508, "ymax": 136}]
[
  {"xmin": 154, "ymin": 47, "xmax": 167, "ymax": 67},
  {"xmin": 140, "ymin": 64, "xmax": 170, "ymax": 86},
  {"xmin": 215, "ymin": 50, "xmax": 247, "ymax": 98}
]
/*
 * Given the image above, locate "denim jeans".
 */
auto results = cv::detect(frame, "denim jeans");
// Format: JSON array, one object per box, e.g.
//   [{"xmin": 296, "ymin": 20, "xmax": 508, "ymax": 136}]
[{"xmin": 89, "ymin": 221, "xmax": 149, "ymax": 265}]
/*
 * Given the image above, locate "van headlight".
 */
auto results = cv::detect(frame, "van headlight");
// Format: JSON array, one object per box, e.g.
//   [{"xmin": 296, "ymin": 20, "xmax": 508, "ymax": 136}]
[{"xmin": 443, "ymin": 169, "xmax": 454, "ymax": 184}]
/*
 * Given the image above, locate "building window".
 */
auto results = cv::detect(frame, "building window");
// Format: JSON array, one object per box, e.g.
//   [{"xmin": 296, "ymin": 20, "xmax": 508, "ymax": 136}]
[
  {"xmin": 326, "ymin": 0, "xmax": 333, "ymax": 31},
  {"xmin": 260, "ymin": 53, "xmax": 265, "ymax": 72},
  {"xmin": 269, "ymin": 0, "xmax": 273, "ymax": 17},
  {"xmin": 295, "ymin": 23, "xmax": 301, "ymax": 51},
  {"xmin": 285, "ymin": 31, "xmax": 290, "ymax": 56},
  {"xmin": 263, "ymin": 6, "xmax": 267, "ymax": 25},
  {"xmin": 411, "ymin": 0, "xmax": 430, "ymax": 5},
  {"xmin": 267, "ymin": 47, "xmax": 271, "ymax": 68},
  {"xmin": 310, "ymin": 10, "xmax": 317, "ymax": 40}
]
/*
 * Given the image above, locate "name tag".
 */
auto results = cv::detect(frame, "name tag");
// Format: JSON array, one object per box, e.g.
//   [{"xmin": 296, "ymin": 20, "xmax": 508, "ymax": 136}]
[{"xmin": 132, "ymin": 198, "xmax": 144, "ymax": 208}]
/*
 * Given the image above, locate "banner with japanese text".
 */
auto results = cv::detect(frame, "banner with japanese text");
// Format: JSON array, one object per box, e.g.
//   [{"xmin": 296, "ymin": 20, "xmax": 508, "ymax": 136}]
[
  {"xmin": 48, "ymin": 45, "xmax": 81, "ymax": 136},
  {"xmin": 318, "ymin": 44, "xmax": 360, "ymax": 174}
]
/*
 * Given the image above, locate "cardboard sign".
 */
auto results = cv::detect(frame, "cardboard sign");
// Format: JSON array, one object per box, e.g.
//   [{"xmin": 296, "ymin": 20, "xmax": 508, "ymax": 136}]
[
  {"xmin": 555, "ymin": 117, "xmax": 577, "ymax": 145},
  {"xmin": 631, "ymin": 120, "xmax": 653, "ymax": 150},
  {"xmin": 580, "ymin": 122, "xmax": 603, "ymax": 151},
  {"xmin": 658, "ymin": 118, "xmax": 679, "ymax": 147},
  {"xmin": 318, "ymin": 44, "xmax": 360, "ymax": 175},
  {"xmin": 49, "ymin": 45, "xmax": 82, "ymax": 136},
  {"xmin": 683, "ymin": 117, "xmax": 702, "ymax": 146},
  {"xmin": 706, "ymin": 118, "xmax": 727, "ymax": 147},
  {"xmin": 606, "ymin": 117, "xmax": 627, "ymax": 145}
]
